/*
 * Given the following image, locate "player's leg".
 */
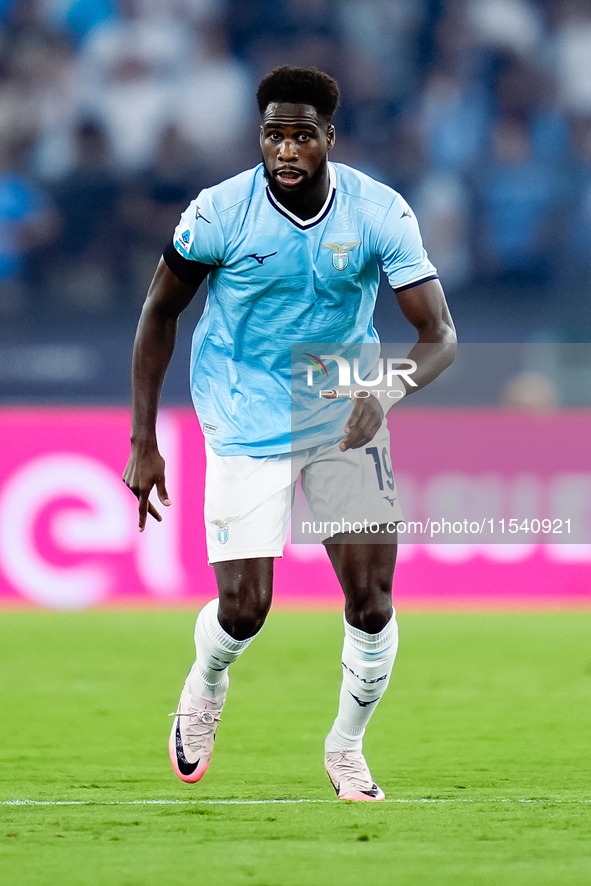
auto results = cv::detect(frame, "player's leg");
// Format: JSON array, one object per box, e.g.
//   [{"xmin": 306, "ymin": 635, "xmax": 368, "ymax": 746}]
[
  {"xmin": 188, "ymin": 557, "xmax": 273, "ymax": 703},
  {"xmin": 170, "ymin": 444, "xmax": 292, "ymax": 783},
  {"xmin": 215, "ymin": 557, "xmax": 274, "ymax": 640},
  {"xmin": 192, "ymin": 446, "xmax": 290, "ymax": 694},
  {"xmin": 325, "ymin": 537, "xmax": 398, "ymax": 746},
  {"xmin": 300, "ymin": 419, "xmax": 402, "ymax": 799},
  {"xmin": 323, "ymin": 537, "xmax": 398, "ymax": 800},
  {"xmin": 169, "ymin": 558, "xmax": 274, "ymax": 784},
  {"xmin": 326, "ymin": 534, "xmax": 396, "ymax": 632}
]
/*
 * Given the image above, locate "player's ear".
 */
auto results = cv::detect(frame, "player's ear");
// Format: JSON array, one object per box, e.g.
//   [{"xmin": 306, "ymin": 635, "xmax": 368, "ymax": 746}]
[{"xmin": 327, "ymin": 124, "xmax": 336, "ymax": 151}]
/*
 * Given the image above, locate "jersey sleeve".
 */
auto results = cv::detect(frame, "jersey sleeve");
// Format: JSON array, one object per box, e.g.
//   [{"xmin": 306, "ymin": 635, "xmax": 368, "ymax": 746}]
[
  {"xmin": 172, "ymin": 190, "xmax": 225, "ymax": 266},
  {"xmin": 376, "ymin": 194, "xmax": 438, "ymax": 292}
]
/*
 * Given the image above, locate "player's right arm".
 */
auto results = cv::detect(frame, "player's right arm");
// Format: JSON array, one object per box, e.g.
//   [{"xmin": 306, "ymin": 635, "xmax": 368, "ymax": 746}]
[{"xmin": 123, "ymin": 257, "xmax": 210, "ymax": 531}]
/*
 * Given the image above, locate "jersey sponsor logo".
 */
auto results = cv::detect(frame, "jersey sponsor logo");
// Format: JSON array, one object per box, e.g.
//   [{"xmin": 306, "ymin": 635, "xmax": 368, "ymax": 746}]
[
  {"xmin": 195, "ymin": 205, "xmax": 211, "ymax": 223},
  {"xmin": 321, "ymin": 241, "xmax": 361, "ymax": 271},
  {"xmin": 246, "ymin": 251, "xmax": 277, "ymax": 265},
  {"xmin": 211, "ymin": 516, "xmax": 238, "ymax": 545}
]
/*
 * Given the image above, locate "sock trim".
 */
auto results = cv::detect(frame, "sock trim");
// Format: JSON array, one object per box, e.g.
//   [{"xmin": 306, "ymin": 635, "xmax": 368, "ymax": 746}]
[
  {"xmin": 199, "ymin": 599, "xmax": 255, "ymax": 654},
  {"xmin": 344, "ymin": 611, "xmax": 397, "ymax": 653}
]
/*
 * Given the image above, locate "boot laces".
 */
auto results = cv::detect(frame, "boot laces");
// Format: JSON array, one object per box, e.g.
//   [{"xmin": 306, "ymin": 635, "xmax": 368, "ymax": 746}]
[{"xmin": 169, "ymin": 707, "xmax": 222, "ymax": 754}]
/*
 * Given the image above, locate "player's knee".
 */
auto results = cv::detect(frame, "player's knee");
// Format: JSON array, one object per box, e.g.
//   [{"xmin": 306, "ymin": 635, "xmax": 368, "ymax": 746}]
[
  {"xmin": 360, "ymin": 606, "xmax": 393, "ymax": 634},
  {"xmin": 345, "ymin": 584, "xmax": 393, "ymax": 634},
  {"xmin": 218, "ymin": 584, "xmax": 271, "ymax": 640},
  {"xmin": 353, "ymin": 604, "xmax": 393, "ymax": 634},
  {"xmin": 222, "ymin": 610, "xmax": 268, "ymax": 640}
]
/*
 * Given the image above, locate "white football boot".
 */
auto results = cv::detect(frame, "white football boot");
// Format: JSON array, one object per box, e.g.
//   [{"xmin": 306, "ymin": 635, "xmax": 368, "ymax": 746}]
[
  {"xmin": 325, "ymin": 749, "xmax": 385, "ymax": 801},
  {"xmin": 169, "ymin": 676, "xmax": 226, "ymax": 783}
]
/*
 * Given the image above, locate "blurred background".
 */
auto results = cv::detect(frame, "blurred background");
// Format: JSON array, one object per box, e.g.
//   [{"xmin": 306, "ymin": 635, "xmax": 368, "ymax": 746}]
[{"xmin": 1, "ymin": 0, "xmax": 591, "ymax": 403}]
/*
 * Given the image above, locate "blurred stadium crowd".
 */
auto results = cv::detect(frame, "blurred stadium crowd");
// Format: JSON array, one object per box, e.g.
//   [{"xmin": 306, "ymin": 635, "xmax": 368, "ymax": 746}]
[{"xmin": 1, "ymin": 0, "xmax": 591, "ymax": 378}]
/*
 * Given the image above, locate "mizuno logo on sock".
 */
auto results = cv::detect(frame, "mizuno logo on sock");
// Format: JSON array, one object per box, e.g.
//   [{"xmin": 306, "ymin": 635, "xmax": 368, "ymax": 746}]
[{"xmin": 348, "ymin": 692, "xmax": 379, "ymax": 708}]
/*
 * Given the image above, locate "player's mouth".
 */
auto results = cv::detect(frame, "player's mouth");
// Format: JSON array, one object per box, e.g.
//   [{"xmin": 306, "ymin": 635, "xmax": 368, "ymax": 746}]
[{"xmin": 274, "ymin": 167, "xmax": 306, "ymax": 187}]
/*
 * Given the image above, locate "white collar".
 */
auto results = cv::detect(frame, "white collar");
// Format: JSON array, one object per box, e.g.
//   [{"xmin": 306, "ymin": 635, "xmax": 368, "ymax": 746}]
[{"xmin": 266, "ymin": 163, "xmax": 336, "ymax": 229}]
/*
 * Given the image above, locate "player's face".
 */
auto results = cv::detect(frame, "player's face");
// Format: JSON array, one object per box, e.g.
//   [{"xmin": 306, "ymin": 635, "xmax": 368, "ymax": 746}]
[{"xmin": 260, "ymin": 103, "xmax": 335, "ymax": 194}]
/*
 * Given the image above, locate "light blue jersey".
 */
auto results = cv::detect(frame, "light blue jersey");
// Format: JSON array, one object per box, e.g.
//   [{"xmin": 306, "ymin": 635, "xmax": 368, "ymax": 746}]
[{"xmin": 172, "ymin": 162, "xmax": 436, "ymax": 455}]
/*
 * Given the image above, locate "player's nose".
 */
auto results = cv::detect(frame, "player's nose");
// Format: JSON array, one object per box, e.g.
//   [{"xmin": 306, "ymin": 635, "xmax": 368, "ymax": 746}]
[{"xmin": 277, "ymin": 138, "xmax": 298, "ymax": 160}]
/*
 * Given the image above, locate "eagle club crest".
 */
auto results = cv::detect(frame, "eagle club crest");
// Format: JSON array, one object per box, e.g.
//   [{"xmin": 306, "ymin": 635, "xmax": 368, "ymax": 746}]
[
  {"xmin": 321, "ymin": 240, "xmax": 361, "ymax": 271},
  {"xmin": 211, "ymin": 517, "xmax": 238, "ymax": 545}
]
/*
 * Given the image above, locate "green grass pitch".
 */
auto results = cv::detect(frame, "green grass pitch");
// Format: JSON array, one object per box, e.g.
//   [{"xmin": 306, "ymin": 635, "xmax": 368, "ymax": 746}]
[{"xmin": 1, "ymin": 609, "xmax": 591, "ymax": 885}]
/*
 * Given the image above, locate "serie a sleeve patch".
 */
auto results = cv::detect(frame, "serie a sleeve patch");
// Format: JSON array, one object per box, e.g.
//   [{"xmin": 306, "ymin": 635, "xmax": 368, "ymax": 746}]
[{"xmin": 163, "ymin": 241, "xmax": 214, "ymax": 287}]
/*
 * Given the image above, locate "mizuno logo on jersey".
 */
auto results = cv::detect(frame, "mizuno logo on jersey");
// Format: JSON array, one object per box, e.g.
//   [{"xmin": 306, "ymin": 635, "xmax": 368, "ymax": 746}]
[
  {"xmin": 247, "ymin": 252, "xmax": 277, "ymax": 264},
  {"xmin": 195, "ymin": 205, "xmax": 211, "ymax": 223},
  {"xmin": 321, "ymin": 241, "xmax": 361, "ymax": 271}
]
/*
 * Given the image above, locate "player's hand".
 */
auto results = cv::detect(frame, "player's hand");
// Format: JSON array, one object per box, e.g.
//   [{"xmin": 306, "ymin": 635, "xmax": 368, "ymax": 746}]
[
  {"xmin": 122, "ymin": 445, "xmax": 171, "ymax": 531},
  {"xmin": 322, "ymin": 388, "xmax": 384, "ymax": 451}
]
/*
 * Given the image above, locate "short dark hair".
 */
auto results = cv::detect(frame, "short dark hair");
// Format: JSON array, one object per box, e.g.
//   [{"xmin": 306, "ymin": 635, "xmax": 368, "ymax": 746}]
[{"xmin": 256, "ymin": 66, "xmax": 340, "ymax": 120}]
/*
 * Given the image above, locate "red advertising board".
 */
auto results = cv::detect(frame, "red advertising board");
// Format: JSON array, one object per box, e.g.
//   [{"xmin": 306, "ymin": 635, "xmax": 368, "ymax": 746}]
[{"xmin": 0, "ymin": 408, "xmax": 590, "ymax": 610}]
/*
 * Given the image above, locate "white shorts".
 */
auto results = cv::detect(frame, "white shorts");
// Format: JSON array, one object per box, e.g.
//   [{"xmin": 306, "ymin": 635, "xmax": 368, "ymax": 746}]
[{"xmin": 204, "ymin": 419, "xmax": 404, "ymax": 563}]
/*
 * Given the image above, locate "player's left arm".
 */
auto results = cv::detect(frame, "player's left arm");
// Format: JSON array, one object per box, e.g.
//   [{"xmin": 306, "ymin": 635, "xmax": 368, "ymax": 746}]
[
  {"xmin": 395, "ymin": 276, "xmax": 457, "ymax": 391},
  {"xmin": 338, "ymin": 278, "xmax": 456, "ymax": 451}
]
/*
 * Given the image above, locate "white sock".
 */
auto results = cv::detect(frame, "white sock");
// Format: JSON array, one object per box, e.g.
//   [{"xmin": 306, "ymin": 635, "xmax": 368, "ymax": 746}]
[
  {"xmin": 325, "ymin": 612, "xmax": 399, "ymax": 753},
  {"xmin": 188, "ymin": 599, "xmax": 256, "ymax": 700}
]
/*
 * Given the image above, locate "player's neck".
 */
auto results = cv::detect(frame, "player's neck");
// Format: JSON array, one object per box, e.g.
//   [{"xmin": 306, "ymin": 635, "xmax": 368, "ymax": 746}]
[{"xmin": 267, "ymin": 164, "xmax": 331, "ymax": 221}]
